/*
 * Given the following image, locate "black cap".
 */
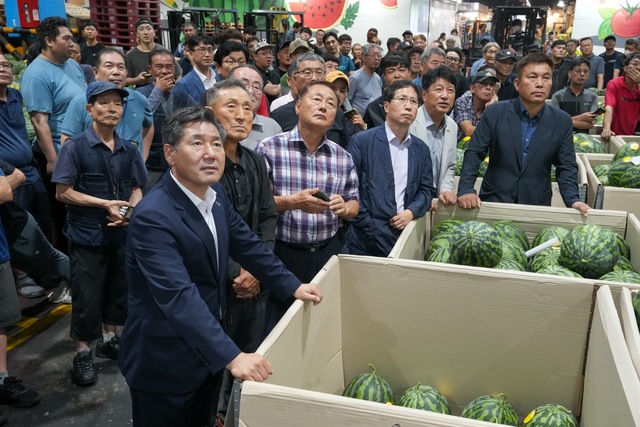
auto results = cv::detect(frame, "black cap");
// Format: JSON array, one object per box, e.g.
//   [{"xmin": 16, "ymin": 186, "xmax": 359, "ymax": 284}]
[
  {"xmin": 86, "ymin": 81, "xmax": 128, "ymax": 102},
  {"xmin": 472, "ymin": 70, "xmax": 500, "ymax": 85},
  {"xmin": 407, "ymin": 46, "xmax": 424, "ymax": 57},
  {"xmin": 280, "ymin": 40, "xmax": 292, "ymax": 51},
  {"xmin": 398, "ymin": 41, "xmax": 412, "ymax": 50},
  {"xmin": 135, "ymin": 18, "xmax": 153, "ymax": 29},
  {"xmin": 496, "ymin": 49, "xmax": 517, "ymax": 62},
  {"xmin": 604, "ymin": 35, "xmax": 616, "ymax": 42},
  {"xmin": 524, "ymin": 44, "xmax": 540, "ymax": 54}
]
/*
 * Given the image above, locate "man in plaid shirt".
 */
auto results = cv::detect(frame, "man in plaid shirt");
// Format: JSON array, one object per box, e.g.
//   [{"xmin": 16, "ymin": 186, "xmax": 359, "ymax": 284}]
[
  {"xmin": 453, "ymin": 70, "xmax": 500, "ymax": 140},
  {"xmin": 256, "ymin": 81, "xmax": 359, "ymax": 327}
]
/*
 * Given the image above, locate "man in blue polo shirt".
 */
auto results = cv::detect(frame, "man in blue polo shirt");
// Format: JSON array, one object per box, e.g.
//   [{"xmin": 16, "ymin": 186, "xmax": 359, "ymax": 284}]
[{"xmin": 52, "ymin": 81, "xmax": 147, "ymax": 387}]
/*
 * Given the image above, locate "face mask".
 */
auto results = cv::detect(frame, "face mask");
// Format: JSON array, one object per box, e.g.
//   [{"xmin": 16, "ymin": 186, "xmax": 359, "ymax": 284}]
[{"xmin": 625, "ymin": 50, "xmax": 634, "ymax": 55}]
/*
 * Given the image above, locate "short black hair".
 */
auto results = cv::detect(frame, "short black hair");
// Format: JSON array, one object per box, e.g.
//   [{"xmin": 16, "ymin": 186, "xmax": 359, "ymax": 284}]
[
  {"xmin": 300, "ymin": 26, "xmax": 312, "ymax": 36},
  {"xmin": 218, "ymin": 28, "xmax": 243, "ymax": 44},
  {"xmin": 380, "ymin": 53, "xmax": 411, "ymax": 74},
  {"xmin": 422, "ymin": 65, "xmax": 457, "ymax": 91},
  {"xmin": 579, "ymin": 36, "xmax": 593, "ymax": 44},
  {"xmin": 626, "ymin": 38, "xmax": 639, "ymax": 48},
  {"xmin": 149, "ymin": 48, "xmax": 174, "ymax": 65},
  {"xmin": 214, "ymin": 41, "xmax": 248, "ymax": 66},
  {"xmin": 402, "ymin": 30, "xmax": 413, "ymax": 37},
  {"xmin": 322, "ymin": 54, "xmax": 339, "ymax": 65},
  {"xmin": 37, "ymin": 17, "xmax": 69, "ymax": 50},
  {"xmin": 186, "ymin": 34, "xmax": 214, "ymax": 50},
  {"xmin": 624, "ymin": 52, "xmax": 640, "ymax": 66},
  {"xmin": 569, "ymin": 57, "xmax": 590, "ymax": 71},
  {"xmin": 95, "ymin": 47, "xmax": 126, "ymax": 68},
  {"xmin": 387, "ymin": 37, "xmax": 401, "ymax": 50},
  {"xmin": 338, "ymin": 34, "xmax": 352, "ymax": 44},
  {"xmin": 516, "ymin": 53, "xmax": 553, "ymax": 78},
  {"xmin": 163, "ymin": 106, "xmax": 226, "ymax": 149},
  {"xmin": 383, "ymin": 80, "xmax": 420, "ymax": 103},
  {"xmin": 551, "ymin": 39, "xmax": 566, "ymax": 49},
  {"xmin": 323, "ymin": 31, "xmax": 338, "ymax": 44}
]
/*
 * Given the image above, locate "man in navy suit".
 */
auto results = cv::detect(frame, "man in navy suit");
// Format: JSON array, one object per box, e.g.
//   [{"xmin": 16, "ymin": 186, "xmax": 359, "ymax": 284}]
[
  {"xmin": 346, "ymin": 80, "xmax": 436, "ymax": 257},
  {"xmin": 118, "ymin": 106, "xmax": 322, "ymax": 427},
  {"xmin": 174, "ymin": 35, "xmax": 217, "ymax": 105},
  {"xmin": 457, "ymin": 53, "xmax": 590, "ymax": 216}
]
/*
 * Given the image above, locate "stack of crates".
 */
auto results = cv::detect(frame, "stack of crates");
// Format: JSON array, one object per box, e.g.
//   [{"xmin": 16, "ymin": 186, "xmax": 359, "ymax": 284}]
[{"xmin": 89, "ymin": 0, "xmax": 160, "ymax": 51}]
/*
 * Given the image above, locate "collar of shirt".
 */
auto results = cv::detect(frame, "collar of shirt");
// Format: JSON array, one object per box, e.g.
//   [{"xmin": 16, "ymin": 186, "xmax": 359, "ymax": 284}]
[
  {"xmin": 290, "ymin": 125, "xmax": 332, "ymax": 154},
  {"xmin": 384, "ymin": 122, "xmax": 412, "ymax": 147},
  {"xmin": 86, "ymin": 124, "xmax": 126, "ymax": 152},
  {"xmin": 169, "ymin": 170, "xmax": 217, "ymax": 212},
  {"xmin": 422, "ymin": 107, "xmax": 448, "ymax": 134},
  {"xmin": 519, "ymin": 101, "xmax": 544, "ymax": 123},
  {"xmin": 194, "ymin": 66, "xmax": 213, "ymax": 85}
]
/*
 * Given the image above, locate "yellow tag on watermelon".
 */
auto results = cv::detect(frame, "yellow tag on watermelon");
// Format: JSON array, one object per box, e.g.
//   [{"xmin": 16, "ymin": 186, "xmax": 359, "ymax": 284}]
[
  {"xmin": 463, "ymin": 136, "xmax": 471, "ymax": 141},
  {"xmin": 385, "ymin": 401, "xmax": 393, "ymax": 405},
  {"xmin": 523, "ymin": 409, "xmax": 536, "ymax": 424},
  {"xmin": 573, "ymin": 136, "xmax": 578, "ymax": 142},
  {"xmin": 580, "ymin": 141, "xmax": 589, "ymax": 147},
  {"xmin": 623, "ymin": 157, "xmax": 633, "ymax": 163},
  {"xmin": 484, "ymin": 157, "xmax": 489, "ymax": 163},
  {"xmin": 631, "ymin": 143, "xmax": 639, "ymax": 150}
]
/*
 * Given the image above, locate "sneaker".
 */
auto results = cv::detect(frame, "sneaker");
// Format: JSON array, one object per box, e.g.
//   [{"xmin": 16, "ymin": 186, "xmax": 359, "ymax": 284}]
[
  {"xmin": 96, "ymin": 335, "xmax": 120, "ymax": 360},
  {"xmin": 0, "ymin": 376, "xmax": 41, "ymax": 408},
  {"xmin": 71, "ymin": 351, "xmax": 96, "ymax": 386},
  {"xmin": 47, "ymin": 282, "xmax": 72, "ymax": 304},
  {"xmin": 15, "ymin": 274, "xmax": 46, "ymax": 298}
]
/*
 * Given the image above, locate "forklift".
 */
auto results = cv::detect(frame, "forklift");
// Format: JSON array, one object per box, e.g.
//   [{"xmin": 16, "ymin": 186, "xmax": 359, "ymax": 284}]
[
  {"xmin": 166, "ymin": 7, "xmax": 239, "ymax": 53},
  {"xmin": 243, "ymin": 8, "xmax": 304, "ymax": 53}
]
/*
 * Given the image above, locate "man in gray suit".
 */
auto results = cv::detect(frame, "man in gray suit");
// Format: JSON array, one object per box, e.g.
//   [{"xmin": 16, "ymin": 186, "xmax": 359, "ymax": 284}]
[
  {"xmin": 409, "ymin": 66, "xmax": 459, "ymax": 210},
  {"xmin": 457, "ymin": 54, "xmax": 590, "ymax": 215}
]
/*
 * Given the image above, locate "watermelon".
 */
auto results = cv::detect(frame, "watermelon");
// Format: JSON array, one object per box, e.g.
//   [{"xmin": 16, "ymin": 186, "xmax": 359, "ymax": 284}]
[
  {"xmin": 523, "ymin": 403, "xmax": 578, "ymax": 427},
  {"xmin": 478, "ymin": 156, "xmax": 489, "ymax": 177},
  {"xmin": 457, "ymin": 136, "xmax": 471, "ymax": 150},
  {"xmin": 532, "ymin": 227, "xmax": 569, "ymax": 249},
  {"xmin": 450, "ymin": 221, "xmax": 502, "ymax": 268},
  {"xmin": 493, "ymin": 220, "xmax": 530, "ymax": 252},
  {"xmin": 558, "ymin": 225, "xmax": 618, "ymax": 279},
  {"xmin": 613, "ymin": 141, "xmax": 640, "ymax": 162},
  {"xmin": 286, "ymin": 0, "xmax": 348, "ymax": 31},
  {"xmin": 495, "ymin": 257, "xmax": 527, "ymax": 271},
  {"xmin": 461, "ymin": 394, "xmax": 518, "ymax": 426},
  {"xmin": 612, "ymin": 232, "xmax": 630, "ymax": 259},
  {"xmin": 593, "ymin": 163, "xmax": 611, "ymax": 179},
  {"xmin": 432, "ymin": 218, "xmax": 464, "ymax": 239},
  {"xmin": 398, "ymin": 383, "xmax": 450, "ymax": 414},
  {"xmin": 342, "ymin": 364, "xmax": 394, "ymax": 404},
  {"xmin": 608, "ymin": 157, "xmax": 640, "ymax": 188},
  {"xmin": 573, "ymin": 134, "xmax": 606, "ymax": 153},
  {"xmin": 428, "ymin": 247, "xmax": 451, "ymax": 263},
  {"xmin": 599, "ymin": 270, "xmax": 640, "ymax": 284},
  {"xmin": 614, "ymin": 256, "xmax": 636, "ymax": 272},
  {"xmin": 500, "ymin": 239, "xmax": 528, "ymax": 269},
  {"xmin": 530, "ymin": 247, "xmax": 561, "ymax": 272},
  {"xmin": 427, "ymin": 235, "xmax": 453, "ymax": 263},
  {"xmin": 537, "ymin": 265, "xmax": 583, "ymax": 278},
  {"xmin": 455, "ymin": 148, "xmax": 465, "ymax": 175}
]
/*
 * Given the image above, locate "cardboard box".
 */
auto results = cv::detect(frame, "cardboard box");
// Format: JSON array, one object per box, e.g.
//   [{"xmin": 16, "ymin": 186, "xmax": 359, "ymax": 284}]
[
  {"xmin": 580, "ymin": 153, "xmax": 640, "ymax": 217},
  {"xmin": 233, "ymin": 257, "xmax": 640, "ymax": 426},
  {"xmin": 617, "ymin": 287, "xmax": 640, "ymax": 380},
  {"xmin": 452, "ymin": 155, "xmax": 587, "ymax": 209}
]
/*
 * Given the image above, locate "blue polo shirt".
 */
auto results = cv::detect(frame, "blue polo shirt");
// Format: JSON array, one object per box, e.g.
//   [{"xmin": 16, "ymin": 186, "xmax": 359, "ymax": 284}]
[
  {"xmin": 0, "ymin": 169, "xmax": 9, "ymax": 263},
  {"xmin": 0, "ymin": 88, "xmax": 37, "ymax": 182},
  {"xmin": 60, "ymin": 87, "xmax": 153, "ymax": 154},
  {"xmin": 338, "ymin": 54, "xmax": 356, "ymax": 74}
]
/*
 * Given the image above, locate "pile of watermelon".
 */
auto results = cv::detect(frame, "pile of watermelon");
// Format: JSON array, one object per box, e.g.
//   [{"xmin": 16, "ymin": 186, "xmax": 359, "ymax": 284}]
[
  {"xmin": 573, "ymin": 133, "xmax": 607, "ymax": 154},
  {"xmin": 427, "ymin": 219, "xmax": 640, "ymax": 283},
  {"xmin": 343, "ymin": 367, "xmax": 578, "ymax": 426},
  {"xmin": 591, "ymin": 142, "xmax": 640, "ymax": 189}
]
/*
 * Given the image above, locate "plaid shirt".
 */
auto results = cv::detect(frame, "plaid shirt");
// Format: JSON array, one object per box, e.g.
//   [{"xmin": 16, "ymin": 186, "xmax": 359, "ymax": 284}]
[
  {"xmin": 453, "ymin": 92, "xmax": 478, "ymax": 140},
  {"xmin": 256, "ymin": 126, "xmax": 359, "ymax": 244}
]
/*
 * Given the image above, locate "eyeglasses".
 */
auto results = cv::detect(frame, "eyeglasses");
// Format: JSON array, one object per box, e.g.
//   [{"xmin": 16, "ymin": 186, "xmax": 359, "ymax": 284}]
[
  {"xmin": 223, "ymin": 59, "xmax": 247, "ymax": 66},
  {"xmin": 295, "ymin": 69, "xmax": 326, "ymax": 78},
  {"xmin": 0, "ymin": 63, "xmax": 12, "ymax": 70},
  {"xmin": 391, "ymin": 96, "xmax": 419, "ymax": 108},
  {"xmin": 366, "ymin": 53, "xmax": 382, "ymax": 59},
  {"xmin": 241, "ymin": 80, "xmax": 263, "ymax": 93},
  {"xmin": 192, "ymin": 47, "xmax": 214, "ymax": 54},
  {"xmin": 446, "ymin": 57, "xmax": 460, "ymax": 63}
]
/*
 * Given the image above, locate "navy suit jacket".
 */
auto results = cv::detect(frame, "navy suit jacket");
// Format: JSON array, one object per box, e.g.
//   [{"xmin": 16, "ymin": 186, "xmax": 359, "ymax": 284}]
[
  {"xmin": 118, "ymin": 173, "xmax": 300, "ymax": 394},
  {"xmin": 174, "ymin": 70, "xmax": 206, "ymax": 105},
  {"xmin": 346, "ymin": 125, "xmax": 436, "ymax": 257},
  {"xmin": 458, "ymin": 98, "xmax": 580, "ymax": 207}
]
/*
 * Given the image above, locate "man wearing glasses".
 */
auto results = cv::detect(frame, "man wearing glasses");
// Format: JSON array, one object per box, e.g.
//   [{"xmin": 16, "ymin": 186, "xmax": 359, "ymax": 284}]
[
  {"xmin": 213, "ymin": 41, "xmax": 249, "ymax": 81},
  {"xmin": 348, "ymin": 43, "xmax": 383, "ymax": 115},
  {"xmin": 346, "ymin": 80, "xmax": 435, "ymax": 256},
  {"xmin": 550, "ymin": 58, "xmax": 599, "ymax": 133},
  {"xmin": 253, "ymin": 41, "xmax": 281, "ymax": 105},
  {"xmin": 445, "ymin": 48, "xmax": 469, "ymax": 99},
  {"xmin": 175, "ymin": 34, "xmax": 216, "ymax": 104}
]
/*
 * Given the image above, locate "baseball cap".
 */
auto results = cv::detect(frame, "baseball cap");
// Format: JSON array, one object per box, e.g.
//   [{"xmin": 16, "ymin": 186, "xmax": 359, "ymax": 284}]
[
  {"xmin": 289, "ymin": 39, "xmax": 311, "ymax": 55},
  {"xmin": 280, "ymin": 40, "xmax": 292, "ymax": 51},
  {"xmin": 86, "ymin": 81, "xmax": 128, "ymax": 102},
  {"xmin": 398, "ymin": 41, "xmax": 412, "ymax": 50},
  {"xmin": 253, "ymin": 41, "xmax": 275, "ymax": 54},
  {"xmin": 472, "ymin": 70, "xmax": 500, "ymax": 85},
  {"xmin": 135, "ymin": 18, "xmax": 153, "ymax": 29},
  {"xmin": 479, "ymin": 35, "xmax": 495, "ymax": 44},
  {"xmin": 524, "ymin": 44, "xmax": 540, "ymax": 54},
  {"xmin": 407, "ymin": 46, "xmax": 424, "ymax": 57},
  {"xmin": 496, "ymin": 49, "xmax": 517, "ymax": 62},
  {"xmin": 326, "ymin": 70, "xmax": 349, "ymax": 87},
  {"xmin": 604, "ymin": 35, "xmax": 616, "ymax": 42}
]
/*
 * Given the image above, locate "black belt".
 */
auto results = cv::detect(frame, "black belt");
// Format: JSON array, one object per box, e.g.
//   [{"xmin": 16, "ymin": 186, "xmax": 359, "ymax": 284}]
[{"xmin": 276, "ymin": 237, "xmax": 334, "ymax": 253}]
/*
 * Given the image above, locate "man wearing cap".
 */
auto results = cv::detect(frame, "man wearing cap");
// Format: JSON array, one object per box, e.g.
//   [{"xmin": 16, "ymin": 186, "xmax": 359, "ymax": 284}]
[
  {"xmin": 253, "ymin": 41, "xmax": 281, "ymax": 105},
  {"xmin": 457, "ymin": 54, "xmax": 589, "ymax": 215},
  {"xmin": 469, "ymin": 42, "xmax": 500, "ymax": 80},
  {"xmin": 348, "ymin": 43, "xmax": 383, "ymax": 115},
  {"xmin": 175, "ymin": 34, "xmax": 217, "ymax": 105},
  {"xmin": 599, "ymin": 35, "xmax": 621, "ymax": 88},
  {"xmin": 524, "ymin": 44, "xmax": 540, "ymax": 55},
  {"xmin": 579, "ymin": 37, "xmax": 605, "ymax": 90},
  {"xmin": 126, "ymin": 18, "xmax": 182, "ymax": 88},
  {"xmin": 408, "ymin": 46, "xmax": 424, "ymax": 81},
  {"xmin": 454, "ymin": 69, "xmax": 499, "ymax": 140},
  {"xmin": 270, "ymin": 40, "xmax": 312, "ymax": 112},
  {"xmin": 548, "ymin": 40, "xmax": 572, "ymax": 98},
  {"xmin": 550, "ymin": 57, "xmax": 599, "ymax": 133},
  {"xmin": 402, "ymin": 30, "xmax": 414, "ymax": 44},
  {"xmin": 52, "ymin": 81, "xmax": 148, "ymax": 386},
  {"xmin": 328, "ymin": 70, "xmax": 367, "ymax": 135},
  {"xmin": 363, "ymin": 53, "xmax": 412, "ymax": 130},
  {"xmin": 495, "ymin": 49, "xmax": 519, "ymax": 101}
]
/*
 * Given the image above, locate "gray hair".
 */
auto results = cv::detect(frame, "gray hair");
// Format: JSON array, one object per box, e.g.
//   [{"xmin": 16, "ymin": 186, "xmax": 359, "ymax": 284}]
[
  {"xmin": 162, "ymin": 106, "xmax": 226, "ymax": 148},
  {"xmin": 421, "ymin": 47, "xmax": 446, "ymax": 63},
  {"xmin": 361, "ymin": 43, "xmax": 381, "ymax": 57},
  {"xmin": 203, "ymin": 79, "xmax": 252, "ymax": 107},
  {"xmin": 287, "ymin": 52, "xmax": 324, "ymax": 75},
  {"xmin": 482, "ymin": 42, "xmax": 500, "ymax": 53}
]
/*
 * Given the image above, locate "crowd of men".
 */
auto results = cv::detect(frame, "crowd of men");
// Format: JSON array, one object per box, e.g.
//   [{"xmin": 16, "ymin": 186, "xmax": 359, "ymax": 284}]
[{"xmin": 0, "ymin": 15, "xmax": 638, "ymax": 427}]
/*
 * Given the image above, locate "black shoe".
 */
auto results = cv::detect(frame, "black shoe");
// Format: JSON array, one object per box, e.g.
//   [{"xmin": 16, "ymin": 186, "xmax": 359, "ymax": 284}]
[
  {"xmin": 95, "ymin": 335, "xmax": 120, "ymax": 360},
  {"xmin": 71, "ymin": 351, "xmax": 96, "ymax": 386},
  {"xmin": 0, "ymin": 408, "xmax": 7, "ymax": 426},
  {"xmin": 0, "ymin": 376, "xmax": 41, "ymax": 408}
]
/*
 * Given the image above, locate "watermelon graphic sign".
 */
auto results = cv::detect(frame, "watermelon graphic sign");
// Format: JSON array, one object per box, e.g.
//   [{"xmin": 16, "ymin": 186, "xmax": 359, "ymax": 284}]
[{"xmin": 286, "ymin": 0, "xmax": 359, "ymax": 30}]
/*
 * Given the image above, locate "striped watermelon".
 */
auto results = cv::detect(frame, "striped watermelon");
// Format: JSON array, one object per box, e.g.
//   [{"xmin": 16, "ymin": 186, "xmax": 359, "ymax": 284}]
[
  {"xmin": 530, "ymin": 247, "xmax": 561, "ymax": 272},
  {"xmin": 612, "ymin": 232, "xmax": 630, "ymax": 259},
  {"xmin": 428, "ymin": 235, "xmax": 452, "ymax": 255},
  {"xmin": 593, "ymin": 163, "xmax": 611, "ymax": 186},
  {"xmin": 428, "ymin": 247, "xmax": 451, "ymax": 263},
  {"xmin": 532, "ymin": 227, "xmax": 569, "ymax": 249},
  {"xmin": 450, "ymin": 221, "xmax": 502, "ymax": 268},
  {"xmin": 500, "ymin": 239, "xmax": 528, "ymax": 269},
  {"xmin": 573, "ymin": 134, "xmax": 606, "ymax": 153},
  {"xmin": 558, "ymin": 225, "xmax": 618, "ymax": 279},
  {"xmin": 537, "ymin": 265, "xmax": 583, "ymax": 278},
  {"xmin": 493, "ymin": 220, "xmax": 529, "ymax": 252},
  {"xmin": 458, "ymin": 135, "xmax": 471, "ymax": 150},
  {"xmin": 523, "ymin": 404, "xmax": 578, "ymax": 427},
  {"xmin": 455, "ymin": 148, "xmax": 465, "ymax": 175},
  {"xmin": 398, "ymin": 383, "xmax": 451, "ymax": 414},
  {"xmin": 342, "ymin": 364, "xmax": 394, "ymax": 404},
  {"xmin": 599, "ymin": 270, "xmax": 640, "ymax": 284},
  {"xmin": 461, "ymin": 394, "xmax": 518, "ymax": 426},
  {"xmin": 613, "ymin": 141, "xmax": 640, "ymax": 162},
  {"xmin": 433, "ymin": 218, "xmax": 464, "ymax": 239},
  {"xmin": 608, "ymin": 157, "xmax": 640, "ymax": 188},
  {"xmin": 614, "ymin": 256, "xmax": 637, "ymax": 272},
  {"xmin": 495, "ymin": 257, "xmax": 527, "ymax": 271}
]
